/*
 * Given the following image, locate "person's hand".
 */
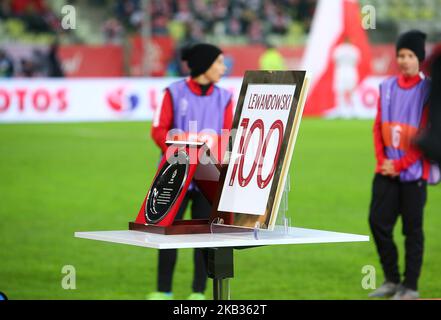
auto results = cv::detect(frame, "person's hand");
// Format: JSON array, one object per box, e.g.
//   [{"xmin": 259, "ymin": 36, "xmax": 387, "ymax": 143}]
[{"xmin": 381, "ymin": 159, "xmax": 399, "ymax": 177}]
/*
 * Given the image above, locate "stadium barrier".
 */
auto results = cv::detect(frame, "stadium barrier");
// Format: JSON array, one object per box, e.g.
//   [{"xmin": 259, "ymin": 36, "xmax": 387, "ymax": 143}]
[{"xmin": 0, "ymin": 76, "xmax": 385, "ymax": 123}]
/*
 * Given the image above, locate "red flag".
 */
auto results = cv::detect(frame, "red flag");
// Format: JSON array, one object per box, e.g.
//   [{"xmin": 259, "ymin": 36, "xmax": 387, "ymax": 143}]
[{"xmin": 302, "ymin": 0, "xmax": 372, "ymax": 117}]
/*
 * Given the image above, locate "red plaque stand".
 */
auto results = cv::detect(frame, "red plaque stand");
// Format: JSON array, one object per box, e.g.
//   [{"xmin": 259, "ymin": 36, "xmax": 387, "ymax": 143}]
[{"xmin": 129, "ymin": 141, "xmax": 231, "ymax": 235}]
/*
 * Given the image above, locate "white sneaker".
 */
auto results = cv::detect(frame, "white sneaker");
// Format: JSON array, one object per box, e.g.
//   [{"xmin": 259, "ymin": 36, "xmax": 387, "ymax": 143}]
[
  {"xmin": 391, "ymin": 286, "xmax": 419, "ymax": 300},
  {"xmin": 368, "ymin": 281, "xmax": 399, "ymax": 298}
]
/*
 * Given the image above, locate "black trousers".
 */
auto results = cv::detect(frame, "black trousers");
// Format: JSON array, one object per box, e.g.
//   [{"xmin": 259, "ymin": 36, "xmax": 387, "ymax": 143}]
[
  {"xmin": 157, "ymin": 189, "xmax": 211, "ymax": 293},
  {"xmin": 369, "ymin": 174, "xmax": 427, "ymax": 290}
]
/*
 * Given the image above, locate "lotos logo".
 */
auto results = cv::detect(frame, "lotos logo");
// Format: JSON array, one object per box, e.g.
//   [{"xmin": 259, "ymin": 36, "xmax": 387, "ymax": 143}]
[
  {"xmin": 0, "ymin": 88, "xmax": 67, "ymax": 113},
  {"xmin": 107, "ymin": 87, "xmax": 139, "ymax": 113}
]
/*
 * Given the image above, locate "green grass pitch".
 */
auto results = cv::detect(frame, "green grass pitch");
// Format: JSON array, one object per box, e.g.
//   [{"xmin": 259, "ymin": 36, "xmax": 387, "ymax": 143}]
[{"xmin": 0, "ymin": 119, "xmax": 440, "ymax": 299}]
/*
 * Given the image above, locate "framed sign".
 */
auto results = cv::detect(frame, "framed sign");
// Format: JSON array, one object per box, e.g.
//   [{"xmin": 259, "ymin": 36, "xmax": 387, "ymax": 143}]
[{"xmin": 214, "ymin": 71, "xmax": 309, "ymax": 230}]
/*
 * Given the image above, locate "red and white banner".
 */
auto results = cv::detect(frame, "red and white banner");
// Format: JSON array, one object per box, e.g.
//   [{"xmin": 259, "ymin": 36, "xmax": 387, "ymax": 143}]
[
  {"xmin": 0, "ymin": 78, "xmax": 242, "ymax": 123},
  {"xmin": 302, "ymin": 0, "xmax": 375, "ymax": 118}
]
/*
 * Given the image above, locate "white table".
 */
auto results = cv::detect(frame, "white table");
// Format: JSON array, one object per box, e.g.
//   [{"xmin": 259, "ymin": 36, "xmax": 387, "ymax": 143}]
[{"xmin": 75, "ymin": 227, "xmax": 369, "ymax": 299}]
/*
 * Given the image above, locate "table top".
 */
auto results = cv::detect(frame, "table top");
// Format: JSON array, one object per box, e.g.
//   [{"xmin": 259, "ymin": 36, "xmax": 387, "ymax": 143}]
[{"xmin": 75, "ymin": 227, "xmax": 369, "ymax": 249}]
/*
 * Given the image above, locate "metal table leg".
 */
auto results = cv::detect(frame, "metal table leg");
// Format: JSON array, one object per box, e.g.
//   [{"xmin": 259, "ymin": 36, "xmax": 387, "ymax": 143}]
[{"xmin": 204, "ymin": 247, "xmax": 234, "ymax": 300}]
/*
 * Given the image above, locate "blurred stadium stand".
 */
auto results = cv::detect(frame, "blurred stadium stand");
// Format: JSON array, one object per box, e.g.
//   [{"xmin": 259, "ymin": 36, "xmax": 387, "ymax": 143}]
[
  {"xmin": 0, "ymin": 0, "xmax": 440, "ymax": 77},
  {"xmin": 359, "ymin": 0, "xmax": 441, "ymax": 43}
]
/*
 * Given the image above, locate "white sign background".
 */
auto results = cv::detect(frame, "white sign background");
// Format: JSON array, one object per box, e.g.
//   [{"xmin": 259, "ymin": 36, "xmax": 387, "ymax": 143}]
[{"xmin": 218, "ymin": 84, "xmax": 296, "ymax": 216}]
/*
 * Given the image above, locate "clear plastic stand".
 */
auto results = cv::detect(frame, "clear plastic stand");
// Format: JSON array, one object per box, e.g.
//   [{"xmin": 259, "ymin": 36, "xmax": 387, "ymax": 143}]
[
  {"xmin": 210, "ymin": 217, "xmax": 224, "ymax": 234},
  {"xmin": 274, "ymin": 172, "xmax": 293, "ymax": 235},
  {"xmin": 209, "ymin": 172, "xmax": 292, "ymax": 239},
  {"xmin": 252, "ymin": 172, "xmax": 292, "ymax": 240}
]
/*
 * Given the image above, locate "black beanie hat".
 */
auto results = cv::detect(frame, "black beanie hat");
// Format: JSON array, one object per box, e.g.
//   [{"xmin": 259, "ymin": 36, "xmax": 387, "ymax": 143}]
[
  {"xmin": 396, "ymin": 30, "xmax": 427, "ymax": 62},
  {"xmin": 181, "ymin": 43, "xmax": 223, "ymax": 77}
]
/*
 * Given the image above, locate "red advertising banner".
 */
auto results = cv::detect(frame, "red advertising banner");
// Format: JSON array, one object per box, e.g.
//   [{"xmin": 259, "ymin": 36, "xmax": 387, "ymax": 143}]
[
  {"xmin": 55, "ymin": 43, "xmax": 402, "ymax": 80},
  {"xmin": 129, "ymin": 36, "xmax": 175, "ymax": 77},
  {"xmin": 58, "ymin": 45, "xmax": 124, "ymax": 77}
]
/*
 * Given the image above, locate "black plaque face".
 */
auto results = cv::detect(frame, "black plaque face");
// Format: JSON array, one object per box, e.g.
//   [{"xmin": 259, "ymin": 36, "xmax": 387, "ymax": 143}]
[{"xmin": 145, "ymin": 150, "xmax": 189, "ymax": 223}]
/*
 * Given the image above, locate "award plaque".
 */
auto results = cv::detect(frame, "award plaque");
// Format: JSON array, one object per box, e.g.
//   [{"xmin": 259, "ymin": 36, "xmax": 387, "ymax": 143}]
[
  {"xmin": 129, "ymin": 141, "xmax": 224, "ymax": 234},
  {"xmin": 144, "ymin": 150, "xmax": 189, "ymax": 224}
]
